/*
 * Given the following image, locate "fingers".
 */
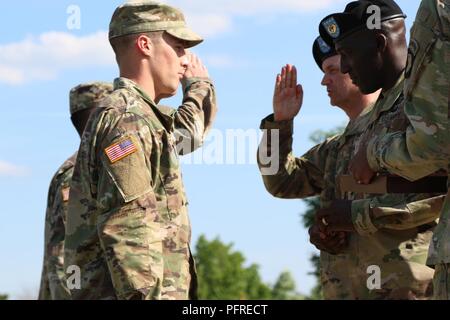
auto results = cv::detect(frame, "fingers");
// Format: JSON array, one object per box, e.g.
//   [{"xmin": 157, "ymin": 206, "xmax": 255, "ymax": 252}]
[
  {"xmin": 309, "ymin": 228, "xmax": 348, "ymax": 255},
  {"xmin": 190, "ymin": 54, "xmax": 203, "ymax": 69},
  {"xmin": 183, "ymin": 52, "xmax": 209, "ymax": 78},
  {"xmin": 315, "ymin": 211, "xmax": 330, "ymax": 234},
  {"xmin": 286, "ymin": 64, "xmax": 292, "ymax": 89},
  {"xmin": 314, "ymin": 230, "xmax": 349, "ymax": 255},
  {"xmin": 291, "ymin": 65, "xmax": 297, "ymax": 88},
  {"xmin": 321, "ymin": 233, "xmax": 348, "ymax": 254},
  {"xmin": 280, "ymin": 66, "xmax": 287, "ymax": 90},
  {"xmin": 309, "ymin": 226, "xmax": 329, "ymax": 252},
  {"xmin": 278, "ymin": 64, "xmax": 297, "ymax": 90},
  {"xmin": 274, "ymin": 74, "xmax": 281, "ymax": 94},
  {"xmin": 296, "ymin": 84, "xmax": 303, "ymax": 102},
  {"xmin": 315, "ymin": 208, "xmax": 330, "ymax": 224},
  {"xmin": 337, "ymin": 232, "xmax": 348, "ymax": 247},
  {"xmin": 323, "ymin": 234, "xmax": 344, "ymax": 248}
]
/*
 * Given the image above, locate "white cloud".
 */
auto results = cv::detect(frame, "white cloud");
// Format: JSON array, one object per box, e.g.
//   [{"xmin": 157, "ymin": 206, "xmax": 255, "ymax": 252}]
[
  {"xmin": 0, "ymin": 31, "xmax": 114, "ymax": 86},
  {"xmin": 204, "ymin": 54, "xmax": 248, "ymax": 69},
  {"xmin": 172, "ymin": 0, "xmax": 347, "ymax": 37},
  {"xmin": 0, "ymin": 0, "xmax": 345, "ymax": 86},
  {"xmin": 0, "ymin": 65, "xmax": 24, "ymax": 85},
  {"xmin": 0, "ymin": 161, "xmax": 30, "ymax": 177},
  {"xmin": 187, "ymin": 14, "xmax": 233, "ymax": 37},
  {"xmin": 170, "ymin": 0, "xmax": 344, "ymax": 15},
  {"xmin": 130, "ymin": 0, "xmax": 346, "ymax": 37}
]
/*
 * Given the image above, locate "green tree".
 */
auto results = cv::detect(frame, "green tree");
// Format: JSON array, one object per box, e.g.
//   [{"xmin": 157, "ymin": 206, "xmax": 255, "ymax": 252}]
[
  {"xmin": 301, "ymin": 126, "xmax": 344, "ymax": 300},
  {"xmin": 194, "ymin": 235, "xmax": 272, "ymax": 300},
  {"xmin": 271, "ymin": 271, "xmax": 305, "ymax": 300},
  {"xmin": 0, "ymin": 294, "xmax": 8, "ymax": 300}
]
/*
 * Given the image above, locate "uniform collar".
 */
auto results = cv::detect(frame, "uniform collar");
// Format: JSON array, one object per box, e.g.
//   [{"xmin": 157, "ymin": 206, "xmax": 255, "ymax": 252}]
[
  {"xmin": 366, "ymin": 73, "xmax": 405, "ymax": 124},
  {"xmin": 113, "ymin": 77, "xmax": 176, "ymax": 132}
]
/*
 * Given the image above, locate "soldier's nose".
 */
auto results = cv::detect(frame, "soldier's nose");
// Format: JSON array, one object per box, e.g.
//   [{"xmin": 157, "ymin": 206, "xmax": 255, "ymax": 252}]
[{"xmin": 181, "ymin": 55, "xmax": 189, "ymax": 68}]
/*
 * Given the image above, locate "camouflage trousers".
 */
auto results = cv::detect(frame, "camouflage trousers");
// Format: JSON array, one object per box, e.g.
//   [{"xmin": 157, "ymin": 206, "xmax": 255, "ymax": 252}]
[{"xmin": 433, "ymin": 264, "xmax": 450, "ymax": 300}]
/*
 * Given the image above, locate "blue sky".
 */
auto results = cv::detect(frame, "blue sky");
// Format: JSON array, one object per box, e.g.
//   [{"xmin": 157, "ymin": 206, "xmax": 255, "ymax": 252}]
[{"xmin": 0, "ymin": 0, "xmax": 421, "ymax": 299}]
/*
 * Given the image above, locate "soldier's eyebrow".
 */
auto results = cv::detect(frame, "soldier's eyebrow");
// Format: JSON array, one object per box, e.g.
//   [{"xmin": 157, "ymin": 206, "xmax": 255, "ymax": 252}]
[{"xmin": 323, "ymin": 65, "xmax": 333, "ymax": 73}]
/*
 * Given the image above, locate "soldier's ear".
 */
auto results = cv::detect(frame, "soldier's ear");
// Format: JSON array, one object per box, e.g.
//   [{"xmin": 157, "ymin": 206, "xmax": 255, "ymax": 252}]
[
  {"xmin": 135, "ymin": 34, "xmax": 153, "ymax": 57},
  {"xmin": 375, "ymin": 33, "xmax": 388, "ymax": 54}
]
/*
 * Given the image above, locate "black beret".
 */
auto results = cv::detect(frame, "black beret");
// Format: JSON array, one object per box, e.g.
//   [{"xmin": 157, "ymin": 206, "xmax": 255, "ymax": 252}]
[
  {"xmin": 312, "ymin": 36, "xmax": 337, "ymax": 71},
  {"xmin": 319, "ymin": 0, "xmax": 406, "ymax": 45}
]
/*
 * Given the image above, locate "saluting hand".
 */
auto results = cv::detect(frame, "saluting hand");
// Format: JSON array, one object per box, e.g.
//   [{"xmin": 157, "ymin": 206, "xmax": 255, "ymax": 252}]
[
  {"xmin": 183, "ymin": 52, "xmax": 209, "ymax": 79},
  {"xmin": 273, "ymin": 64, "xmax": 303, "ymax": 121}
]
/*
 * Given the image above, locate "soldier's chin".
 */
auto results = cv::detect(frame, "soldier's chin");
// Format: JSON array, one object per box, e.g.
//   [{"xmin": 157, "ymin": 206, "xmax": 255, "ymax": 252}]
[
  {"xmin": 163, "ymin": 86, "xmax": 179, "ymax": 98},
  {"xmin": 158, "ymin": 90, "xmax": 177, "ymax": 100},
  {"xmin": 329, "ymin": 96, "xmax": 339, "ymax": 107}
]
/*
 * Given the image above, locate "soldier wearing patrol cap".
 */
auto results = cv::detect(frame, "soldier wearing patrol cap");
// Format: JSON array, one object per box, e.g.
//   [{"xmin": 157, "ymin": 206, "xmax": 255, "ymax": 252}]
[
  {"xmin": 304, "ymin": 0, "xmax": 445, "ymax": 299},
  {"xmin": 64, "ymin": 1, "xmax": 217, "ymax": 300},
  {"xmin": 38, "ymin": 82, "xmax": 113, "ymax": 300},
  {"xmin": 349, "ymin": 0, "xmax": 450, "ymax": 300}
]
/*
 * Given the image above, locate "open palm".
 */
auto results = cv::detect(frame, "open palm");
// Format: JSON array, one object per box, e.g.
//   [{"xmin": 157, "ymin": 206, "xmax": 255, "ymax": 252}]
[{"xmin": 273, "ymin": 64, "xmax": 303, "ymax": 121}]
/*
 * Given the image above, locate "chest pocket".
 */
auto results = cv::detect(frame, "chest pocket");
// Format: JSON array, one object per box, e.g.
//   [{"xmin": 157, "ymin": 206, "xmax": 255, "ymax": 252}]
[{"xmin": 404, "ymin": 7, "xmax": 441, "ymax": 99}]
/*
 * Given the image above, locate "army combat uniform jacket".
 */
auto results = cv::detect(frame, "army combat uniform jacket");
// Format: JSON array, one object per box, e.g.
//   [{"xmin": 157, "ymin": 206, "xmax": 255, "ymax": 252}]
[
  {"xmin": 65, "ymin": 77, "xmax": 217, "ymax": 300},
  {"xmin": 366, "ymin": 0, "xmax": 450, "ymax": 299},
  {"xmin": 38, "ymin": 153, "xmax": 76, "ymax": 300},
  {"xmin": 258, "ymin": 76, "xmax": 443, "ymax": 299}
]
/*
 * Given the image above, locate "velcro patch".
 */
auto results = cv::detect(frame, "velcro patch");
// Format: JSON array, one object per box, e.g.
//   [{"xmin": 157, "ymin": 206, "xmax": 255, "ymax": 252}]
[{"xmin": 105, "ymin": 137, "xmax": 138, "ymax": 164}]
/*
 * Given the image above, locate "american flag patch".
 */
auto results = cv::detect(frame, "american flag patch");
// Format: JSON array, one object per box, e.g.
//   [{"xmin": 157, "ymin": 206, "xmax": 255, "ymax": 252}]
[{"xmin": 105, "ymin": 137, "xmax": 138, "ymax": 164}]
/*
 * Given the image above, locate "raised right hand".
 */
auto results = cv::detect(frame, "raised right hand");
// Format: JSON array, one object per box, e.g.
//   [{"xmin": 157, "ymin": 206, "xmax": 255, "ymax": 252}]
[{"xmin": 273, "ymin": 64, "xmax": 303, "ymax": 121}]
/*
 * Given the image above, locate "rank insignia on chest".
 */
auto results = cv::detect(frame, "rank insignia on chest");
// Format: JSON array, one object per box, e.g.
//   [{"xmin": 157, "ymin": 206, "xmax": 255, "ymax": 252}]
[{"xmin": 105, "ymin": 137, "xmax": 138, "ymax": 164}]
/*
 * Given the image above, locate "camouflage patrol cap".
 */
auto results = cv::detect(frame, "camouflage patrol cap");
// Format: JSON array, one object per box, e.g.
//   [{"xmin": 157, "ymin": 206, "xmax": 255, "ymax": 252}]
[
  {"xmin": 109, "ymin": 1, "xmax": 203, "ymax": 48},
  {"xmin": 69, "ymin": 82, "xmax": 113, "ymax": 116}
]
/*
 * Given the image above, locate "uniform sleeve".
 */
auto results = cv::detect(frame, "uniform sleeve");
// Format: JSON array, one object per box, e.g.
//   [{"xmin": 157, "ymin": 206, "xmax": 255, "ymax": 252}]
[
  {"xmin": 38, "ymin": 263, "xmax": 51, "ymax": 300},
  {"xmin": 174, "ymin": 77, "xmax": 217, "ymax": 155},
  {"xmin": 38, "ymin": 177, "xmax": 57, "ymax": 300},
  {"xmin": 351, "ymin": 194, "xmax": 444, "ymax": 236},
  {"xmin": 96, "ymin": 114, "xmax": 163, "ymax": 300},
  {"xmin": 366, "ymin": 3, "xmax": 449, "ymax": 180},
  {"xmin": 257, "ymin": 114, "xmax": 330, "ymax": 199}
]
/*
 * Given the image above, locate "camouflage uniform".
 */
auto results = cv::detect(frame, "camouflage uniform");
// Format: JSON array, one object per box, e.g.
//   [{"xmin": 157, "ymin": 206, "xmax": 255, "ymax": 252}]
[
  {"xmin": 258, "ymin": 74, "xmax": 443, "ymax": 299},
  {"xmin": 38, "ymin": 154, "xmax": 76, "ymax": 300},
  {"xmin": 366, "ymin": 0, "xmax": 450, "ymax": 299},
  {"xmin": 65, "ymin": 75, "xmax": 216, "ymax": 300},
  {"xmin": 64, "ymin": 2, "xmax": 216, "ymax": 300},
  {"xmin": 38, "ymin": 82, "xmax": 113, "ymax": 300}
]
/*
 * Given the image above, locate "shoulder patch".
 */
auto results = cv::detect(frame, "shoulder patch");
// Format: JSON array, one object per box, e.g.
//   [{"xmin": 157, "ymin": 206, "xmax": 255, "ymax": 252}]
[{"xmin": 104, "ymin": 137, "xmax": 138, "ymax": 164}]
